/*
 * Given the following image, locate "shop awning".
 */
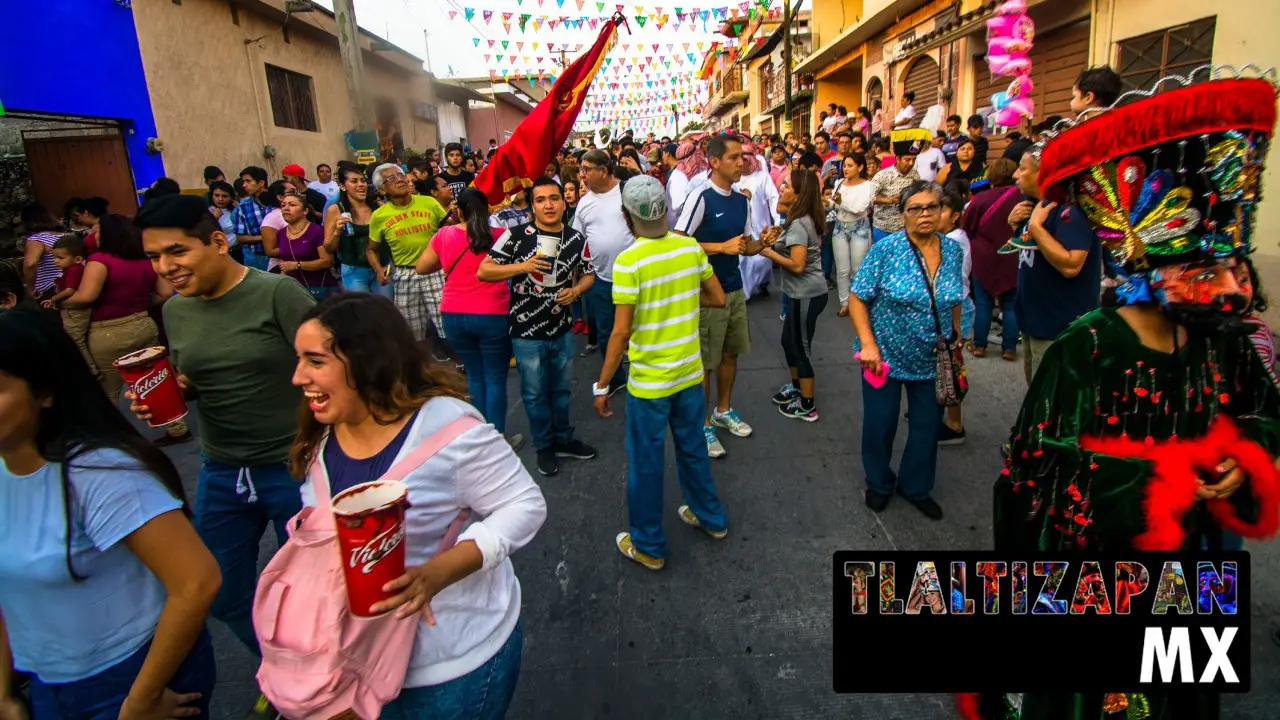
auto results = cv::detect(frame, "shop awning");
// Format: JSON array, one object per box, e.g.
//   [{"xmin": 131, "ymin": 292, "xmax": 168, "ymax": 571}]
[
  {"xmin": 896, "ymin": 1, "xmax": 1001, "ymax": 58},
  {"xmin": 794, "ymin": 0, "xmax": 926, "ymax": 75}
]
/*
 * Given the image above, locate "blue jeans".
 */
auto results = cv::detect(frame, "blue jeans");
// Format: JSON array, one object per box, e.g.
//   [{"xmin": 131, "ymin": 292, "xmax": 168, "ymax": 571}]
[
  {"xmin": 341, "ymin": 264, "xmax": 394, "ymax": 298},
  {"xmin": 626, "ymin": 385, "xmax": 725, "ymax": 559},
  {"xmin": 820, "ymin": 227, "xmax": 834, "ymax": 279},
  {"xmin": 960, "ymin": 296, "xmax": 975, "ymax": 341},
  {"xmin": 512, "ymin": 333, "xmax": 576, "ymax": 451},
  {"xmin": 972, "ymin": 283, "xmax": 1019, "ymax": 352},
  {"xmin": 240, "ymin": 243, "xmax": 270, "ymax": 271},
  {"xmin": 443, "ymin": 312, "xmax": 512, "ymax": 433},
  {"xmin": 588, "ymin": 278, "xmax": 626, "ymax": 388},
  {"xmin": 860, "ymin": 375, "xmax": 940, "ymax": 501},
  {"xmin": 195, "ymin": 456, "xmax": 302, "ymax": 655},
  {"xmin": 30, "ymin": 628, "xmax": 215, "ymax": 720},
  {"xmin": 379, "ymin": 620, "xmax": 523, "ymax": 720}
]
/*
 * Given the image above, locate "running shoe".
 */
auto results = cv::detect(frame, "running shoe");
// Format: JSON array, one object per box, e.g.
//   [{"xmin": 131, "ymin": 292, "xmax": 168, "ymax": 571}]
[
  {"xmin": 554, "ymin": 439, "xmax": 598, "ymax": 459},
  {"xmin": 616, "ymin": 532, "xmax": 664, "ymax": 570},
  {"xmin": 778, "ymin": 399, "xmax": 819, "ymax": 422},
  {"xmin": 704, "ymin": 426, "xmax": 726, "ymax": 458},
  {"xmin": 710, "ymin": 408, "xmax": 753, "ymax": 437},
  {"xmin": 771, "ymin": 383, "xmax": 800, "ymax": 405}
]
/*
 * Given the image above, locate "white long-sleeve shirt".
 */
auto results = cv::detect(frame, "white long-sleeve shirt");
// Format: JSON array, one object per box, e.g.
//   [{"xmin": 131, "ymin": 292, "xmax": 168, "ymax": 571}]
[
  {"xmin": 830, "ymin": 178, "xmax": 874, "ymax": 223},
  {"xmin": 666, "ymin": 168, "xmax": 710, "ymax": 226},
  {"xmin": 301, "ymin": 397, "xmax": 547, "ymax": 688}
]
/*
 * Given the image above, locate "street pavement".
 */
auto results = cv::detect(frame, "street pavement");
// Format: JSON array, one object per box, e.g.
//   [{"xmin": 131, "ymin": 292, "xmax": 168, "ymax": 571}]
[{"xmin": 145, "ymin": 281, "xmax": 1280, "ymax": 720}]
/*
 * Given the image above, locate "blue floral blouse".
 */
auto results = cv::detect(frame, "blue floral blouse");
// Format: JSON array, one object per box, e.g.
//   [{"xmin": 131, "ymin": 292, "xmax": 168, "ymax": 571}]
[{"xmin": 851, "ymin": 231, "xmax": 964, "ymax": 381}]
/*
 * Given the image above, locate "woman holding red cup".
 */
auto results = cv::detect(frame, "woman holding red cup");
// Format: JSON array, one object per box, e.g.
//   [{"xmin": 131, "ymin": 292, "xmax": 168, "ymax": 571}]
[{"xmin": 289, "ymin": 292, "xmax": 546, "ymax": 717}]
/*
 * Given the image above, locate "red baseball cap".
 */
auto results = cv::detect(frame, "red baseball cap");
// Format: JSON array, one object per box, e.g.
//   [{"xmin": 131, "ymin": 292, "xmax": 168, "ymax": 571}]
[{"xmin": 281, "ymin": 163, "xmax": 306, "ymax": 177}]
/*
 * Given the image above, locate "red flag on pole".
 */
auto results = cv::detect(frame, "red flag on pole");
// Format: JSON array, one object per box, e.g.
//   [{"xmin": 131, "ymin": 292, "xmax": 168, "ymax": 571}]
[{"xmin": 473, "ymin": 14, "xmax": 623, "ymax": 206}]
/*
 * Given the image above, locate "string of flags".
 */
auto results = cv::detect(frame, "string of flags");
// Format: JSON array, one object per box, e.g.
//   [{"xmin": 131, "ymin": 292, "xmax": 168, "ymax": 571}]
[{"xmin": 450, "ymin": 2, "xmax": 780, "ymax": 34}]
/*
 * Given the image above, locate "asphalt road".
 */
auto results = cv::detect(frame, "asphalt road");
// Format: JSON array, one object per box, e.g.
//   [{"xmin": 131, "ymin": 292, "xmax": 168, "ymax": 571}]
[{"xmin": 142, "ymin": 282, "xmax": 1280, "ymax": 720}]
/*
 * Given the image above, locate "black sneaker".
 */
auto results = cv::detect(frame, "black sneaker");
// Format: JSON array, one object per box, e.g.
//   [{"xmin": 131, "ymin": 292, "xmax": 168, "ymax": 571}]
[
  {"xmin": 905, "ymin": 495, "xmax": 944, "ymax": 520},
  {"xmin": 778, "ymin": 398, "xmax": 819, "ymax": 422},
  {"xmin": 554, "ymin": 439, "xmax": 598, "ymax": 459},
  {"xmin": 938, "ymin": 425, "xmax": 966, "ymax": 446},
  {"xmin": 579, "ymin": 343, "xmax": 599, "ymax": 357},
  {"xmin": 865, "ymin": 490, "xmax": 891, "ymax": 512},
  {"xmin": 536, "ymin": 449, "xmax": 559, "ymax": 476},
  {"xmin": 771, "ymin": 383, "xmax": 800, "ymax": 405}
]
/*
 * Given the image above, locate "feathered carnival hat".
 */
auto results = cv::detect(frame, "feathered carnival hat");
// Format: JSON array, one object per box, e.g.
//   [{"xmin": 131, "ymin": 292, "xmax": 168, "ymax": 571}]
[{"xmin": 1034, "ymin": 66, "xmax": 1278, "ymax": 290}]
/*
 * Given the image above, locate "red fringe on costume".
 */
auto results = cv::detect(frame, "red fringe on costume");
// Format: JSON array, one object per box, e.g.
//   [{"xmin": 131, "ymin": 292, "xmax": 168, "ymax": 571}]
[
  {"xmin": 1037, "ymin": 79, "xmax": 1279, "ymax": 203},
  {"xmin": 1079, "ymin": 415, "xmax": 1280, "ymax": 550}
]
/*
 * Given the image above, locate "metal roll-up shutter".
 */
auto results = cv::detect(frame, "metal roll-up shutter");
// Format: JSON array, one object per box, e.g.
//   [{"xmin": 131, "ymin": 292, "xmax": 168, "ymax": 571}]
[
  {"xmin": 971, "ymin": 19, "xmax": 1091, "ymax": 163},
  {"xmin": 902, "ymin": 55, "xmax": 940, "ymax": 125}
]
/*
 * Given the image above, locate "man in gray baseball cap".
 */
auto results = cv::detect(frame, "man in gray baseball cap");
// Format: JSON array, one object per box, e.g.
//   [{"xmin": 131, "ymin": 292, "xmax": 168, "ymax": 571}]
[{"xmin": 593, "ymin": 175, "xmax": 729, "ymax": 571}]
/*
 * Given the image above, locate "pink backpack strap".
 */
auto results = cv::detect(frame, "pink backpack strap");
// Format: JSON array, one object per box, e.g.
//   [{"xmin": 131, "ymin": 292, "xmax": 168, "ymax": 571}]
[{"xmin": 379, "ymin": 415, "xmax": 481, "ymax": 557}]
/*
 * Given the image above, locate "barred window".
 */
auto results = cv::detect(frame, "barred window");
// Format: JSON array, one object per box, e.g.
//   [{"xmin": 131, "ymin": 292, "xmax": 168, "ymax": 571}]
[
  {"xmin": 1116, "ymin": 17, "xmax": 1215, "ymax": 95},
  {"xmin": 266, "ymin": 64, "xmax": 319, "ymax": 132}
]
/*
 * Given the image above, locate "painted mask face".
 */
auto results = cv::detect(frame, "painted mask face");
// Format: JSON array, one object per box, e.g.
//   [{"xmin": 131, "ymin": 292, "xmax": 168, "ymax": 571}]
[{"xmin": 1150, "ymin": 256, "xmax": 1254, "ymax": 332}]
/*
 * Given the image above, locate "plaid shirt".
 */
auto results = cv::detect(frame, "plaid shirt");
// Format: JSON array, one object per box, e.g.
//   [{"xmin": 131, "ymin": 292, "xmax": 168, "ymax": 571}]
[
  {"xmin": 232, "ymin": 196, "xmax": 271, "ymax": 242},
  {"xmin": 489, "ymin": 206, "xmax": 532, "ymax": 230}
]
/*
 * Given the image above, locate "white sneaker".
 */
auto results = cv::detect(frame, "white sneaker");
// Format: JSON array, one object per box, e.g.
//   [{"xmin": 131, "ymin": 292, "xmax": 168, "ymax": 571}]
[
  {"xmin": 704, "ymin": 426, "xmax": 726, "ymax": 458},
  {"xmin": 710, "ymin": 408, "xmax": 753, "ymax": 437}
]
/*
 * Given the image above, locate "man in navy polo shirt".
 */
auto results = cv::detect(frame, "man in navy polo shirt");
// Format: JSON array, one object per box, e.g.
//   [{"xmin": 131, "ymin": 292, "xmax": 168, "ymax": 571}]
[
  {"xmin": 675, "ymin": 135, "xmax": 770, "ymax": 459},
  {"xmin": 1008, "ymin": 150, "xmax": 1102, "ymax": 383}
]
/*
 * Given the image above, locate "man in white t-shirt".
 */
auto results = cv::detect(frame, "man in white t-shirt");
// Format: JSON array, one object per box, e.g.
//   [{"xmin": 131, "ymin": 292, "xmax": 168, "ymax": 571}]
[
  {"xmin": 893, "ymin": 92, "xmax": 917, "ymax": 129},
  {"xmin": 572, "ymin": 150, "xmax": 635, "ymax": 393},
  {"xmin": 914, "ymin": 132, "xmax": 948, "ymax": 183},
  {"xmin": 307, "ymin": 163, "xmax": 341, "ymax": 210}
]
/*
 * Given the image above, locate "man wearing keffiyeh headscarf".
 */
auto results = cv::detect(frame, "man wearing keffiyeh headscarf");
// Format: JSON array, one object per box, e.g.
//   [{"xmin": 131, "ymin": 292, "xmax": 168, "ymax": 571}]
[
  {"xmin": 734, "ymin": 137, "xmax": 781, "ymax": 300},
  {"xmin": 667, "ymin": 140, "xmax": 711, "ymax": 225}
]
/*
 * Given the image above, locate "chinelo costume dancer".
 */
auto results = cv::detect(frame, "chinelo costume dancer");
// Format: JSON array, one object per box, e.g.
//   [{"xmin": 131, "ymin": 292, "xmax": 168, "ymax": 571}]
[{"xmin": 962, "ymin": 66, "xmax": 1280, "ymax": 720}]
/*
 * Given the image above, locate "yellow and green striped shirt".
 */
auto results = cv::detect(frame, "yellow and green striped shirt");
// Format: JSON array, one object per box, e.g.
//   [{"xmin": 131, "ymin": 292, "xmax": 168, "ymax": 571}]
[{"xmin": 611, "ymin": 233, "xmax": 713, "ymax": 399}]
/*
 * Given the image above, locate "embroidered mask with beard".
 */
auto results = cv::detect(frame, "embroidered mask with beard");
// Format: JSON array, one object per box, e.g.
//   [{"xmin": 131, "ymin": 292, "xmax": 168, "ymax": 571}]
[{"xmin": 1150, "ymin": 257, "xmax": 1255, "ymax": 334}]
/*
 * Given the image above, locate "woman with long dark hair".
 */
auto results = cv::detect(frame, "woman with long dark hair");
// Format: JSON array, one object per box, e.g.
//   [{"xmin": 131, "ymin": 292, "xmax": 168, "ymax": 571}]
[
  {"xmin": 0, "ymin": 309, "xmax": 219, "ymax": 720},
  {"xmin": 761, "ymin": 169, "xmax": 830, "ymax": 422},
  {"xmin": 257, "ymin": 179, "xmax": 296, "ymax": 271},
  {"xmin": 936, "ymin": 138, "xmax": 986, "ymax": 190},
  {"xmin": 323, "ymin": 166, "xmax": 390, "ymax": 297},
  {"xmin": 277, "ymin": 192, "xmax": 337, "ymax": 301},
  {"xmin": 414, "ymin": 188, "xmax": 520, "ymax": 448},
  {"xmin": 61, "ymin": 214, "xmax": 173, "ymax": 402},
  {"xmin": 289, "ymin": 293, "xmax": 545, "ymax": 717},
  {"xmin": 20, "ymin": 204, "xmax": 63, "ymax": 302},
  {"xmin": 829, "ymin": 153, "xmax": 875, "ymax": 316}
]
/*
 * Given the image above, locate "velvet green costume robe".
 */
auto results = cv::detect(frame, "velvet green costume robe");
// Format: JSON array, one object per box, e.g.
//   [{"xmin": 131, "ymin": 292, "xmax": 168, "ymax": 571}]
[{"xmin": 987, "ymin": 307, "xmax": 1280, "ymax": 720}]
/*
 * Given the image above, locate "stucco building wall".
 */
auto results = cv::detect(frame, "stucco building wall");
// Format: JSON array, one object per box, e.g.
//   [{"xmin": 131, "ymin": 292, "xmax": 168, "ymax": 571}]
[{"xmin": 132, "ymin": 0, "xmax": 437, "ymax": 188}]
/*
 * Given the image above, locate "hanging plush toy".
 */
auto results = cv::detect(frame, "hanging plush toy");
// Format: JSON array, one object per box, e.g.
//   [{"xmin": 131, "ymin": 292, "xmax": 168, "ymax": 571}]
[{"xmin": 985, "ymin": 0, "xmax": 1036, "ymax": 128}]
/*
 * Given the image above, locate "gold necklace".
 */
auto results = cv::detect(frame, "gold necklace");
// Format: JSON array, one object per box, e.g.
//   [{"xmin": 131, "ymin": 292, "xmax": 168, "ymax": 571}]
[{"xmin": 285, "ymin": 221, "xmax": 309, "ymax": 239}]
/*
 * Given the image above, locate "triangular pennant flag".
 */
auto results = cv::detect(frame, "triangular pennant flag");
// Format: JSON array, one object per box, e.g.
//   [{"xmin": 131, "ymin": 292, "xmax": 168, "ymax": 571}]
[
  {"xmin": 598, "ymin": 2, "xmax": 606, "ymax": 11},
  {"xmin": 501, "ymin": 40, "xmax": 509, "ymax": 49},
  {"xmin": 517, "ymin": 42, "xmax": 524, "ymax": 50},
  {"xmin": 465, "ymin": 8, "xmax": 475, "ymax": 21},
  {"xmin": 472, "ymin": 38, "xmax": 480, "ymax": 47},
  {"xmin": 537, "ymin": 56, "xmax": 543, "ymax": 63},
  {"xmin": 557, "ymin": 0, "xmax": 566, "ymax": 7},
  {"xmin": 651, "ymin": 44, "xmax": 659, "ymax": 52},
  {"xmin": 482, "ymin": 10, "xmax": 492, "ymax": 22},
  {"xmin": 484, "ymin": 54, "xmax": 491, "ymax": 62},
  {"xmin": 635, "ymin": 15, "xmax": 646, "ymax": 27},
  {"xmin": 577, "ymin": 0, "xmax": 585, "ymax": 10},
  {"xmin": 502, "ymin": 11, "xmax": 512, "ymax": 21},
  {"xmin": 488, "ymin": 39, "xmax": 496, "ymax": 48},
  {"xmin": 448, "ymin": 10, "xmax": 457, "ymax": 20}
]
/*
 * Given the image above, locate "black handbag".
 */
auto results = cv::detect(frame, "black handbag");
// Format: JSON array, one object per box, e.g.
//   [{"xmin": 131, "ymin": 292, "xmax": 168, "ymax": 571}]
[{"xmin": 908, "ymin": 241, "xmax": 968, "ymax": 407}]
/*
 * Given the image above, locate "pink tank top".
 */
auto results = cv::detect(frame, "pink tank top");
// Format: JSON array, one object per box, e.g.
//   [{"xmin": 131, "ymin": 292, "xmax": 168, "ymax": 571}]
[{"xmin": 90, "ymin": 253, "xmax": 157, "ymax": 322}]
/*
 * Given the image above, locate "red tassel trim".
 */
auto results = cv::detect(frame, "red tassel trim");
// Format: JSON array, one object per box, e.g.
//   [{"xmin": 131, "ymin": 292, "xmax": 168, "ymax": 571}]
[
  {"xmin": 1038, "ymin": 79, "xmax": 1279, "ymax": 203},
  {"xmin": 954, "ymin": 693, "xmax": 983, "ymax": 720},
  {"xmin": 1079, "ymin": 416, "xmax": 1280, "ymax": 550}
]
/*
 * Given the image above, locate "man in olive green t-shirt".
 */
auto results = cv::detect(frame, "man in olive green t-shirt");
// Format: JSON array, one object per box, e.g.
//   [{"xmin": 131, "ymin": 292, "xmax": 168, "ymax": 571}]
[
  {"xmin": 368, "ymin": 163, "xmax": 449, "ymax": 344},
  {"xmin": 135, "ymin": 194, "xmax": 314, "ymax": 665}
]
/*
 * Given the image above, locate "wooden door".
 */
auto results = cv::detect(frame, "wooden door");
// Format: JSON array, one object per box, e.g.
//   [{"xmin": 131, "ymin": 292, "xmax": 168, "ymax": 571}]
[
  {"xmin": 902, "ymin": 55, "xmax": 940, "ymax": 125},
  {"xmin": 24, "ymin": 133, "xmax": 138, "ymax": 217}
]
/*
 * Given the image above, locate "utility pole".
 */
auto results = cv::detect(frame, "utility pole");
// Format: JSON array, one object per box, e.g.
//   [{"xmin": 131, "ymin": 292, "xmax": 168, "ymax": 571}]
[
  {"xmin": 782, "ymin": 0, "xmax": 793, "ymax": 133},
  {"xmin": 333, "ymin": 0, "xmax": 374, "ymax": 134}
]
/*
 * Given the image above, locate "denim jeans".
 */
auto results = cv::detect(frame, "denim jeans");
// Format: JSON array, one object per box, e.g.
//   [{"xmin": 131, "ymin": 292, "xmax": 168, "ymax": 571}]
[
  {"xmin": 972, "ymin": 283, "xmax": 1019, "ymax": 352},
  {"xmin": 341, "ymin": 264, "xmax": 394, "ymax": 298},
  {"xmin": 960, "ymin": 296, "xmax": 975, "ymax": 341},
  {"xmin": 588, "ymin": 278, "xmax": 626, "ymax": 388},
  {"xmin": 512, "ymin": 333, "xmax": 576, "ymax": 451},
  {"xmin": 379, "ymin": 620, "xmax": 523, "ymax": 720},
  {"xmin": 831, "ymin": 219, "xmax": 871, "ymax": 306},
  {"xmin": 860, "ymin": 375, "xmax": 940, "ymax": 501},
  {"xmin": 29, "ymin": 628, "xmax": 216, "ymax": 720},
  {"xmin": 240, "ymin": 243, "xmax": 270, "ymax": 271},
  {"xmin": 195, "ymin": 456, "xmax": 302, "ymax": 655},
  {"xmin": 626, "ymin": 385, "xmax": 725, "ymax": 559},
  {"xmin": 443, "ymin": 312, "xmax": 512, "ymax": 433}
]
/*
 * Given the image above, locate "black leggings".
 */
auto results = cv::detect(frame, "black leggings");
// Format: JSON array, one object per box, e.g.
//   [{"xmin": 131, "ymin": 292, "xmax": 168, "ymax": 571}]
[{"xmin": 781, "ymin": 294, "xmax": 828, "ymax": 380}]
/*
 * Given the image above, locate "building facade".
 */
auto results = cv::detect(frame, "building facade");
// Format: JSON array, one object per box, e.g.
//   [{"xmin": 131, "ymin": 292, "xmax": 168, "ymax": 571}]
[
  {"xmin": 131, "ymin": 0, "xmax": 440, "ymax": 189},
  {"xmin": 1, "ymin": 0, "xmax": 165, "ymax": 216}
]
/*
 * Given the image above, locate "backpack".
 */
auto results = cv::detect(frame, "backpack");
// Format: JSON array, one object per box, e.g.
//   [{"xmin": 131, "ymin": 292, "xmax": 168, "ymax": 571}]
[{"xmin": 253, "ymin": 415, "xmax": 480, "ymax": 720}]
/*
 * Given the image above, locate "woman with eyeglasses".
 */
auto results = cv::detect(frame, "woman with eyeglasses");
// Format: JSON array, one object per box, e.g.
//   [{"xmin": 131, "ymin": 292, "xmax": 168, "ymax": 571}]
[{"xmin": 849, "ymin": 181, "xmax": 965, "ymax": 521}]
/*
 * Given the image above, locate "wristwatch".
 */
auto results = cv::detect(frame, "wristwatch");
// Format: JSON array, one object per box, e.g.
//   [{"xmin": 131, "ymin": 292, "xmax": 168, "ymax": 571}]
[{"xmin": 592, "ymin": 382, "xmax": 610, "ymax": 397}]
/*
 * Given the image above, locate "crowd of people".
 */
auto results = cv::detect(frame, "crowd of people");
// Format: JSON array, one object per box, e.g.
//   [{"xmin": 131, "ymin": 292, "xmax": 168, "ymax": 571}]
[{"xmin": 2, "ymin": 60, "xmax": 1278, "ymax": 720}]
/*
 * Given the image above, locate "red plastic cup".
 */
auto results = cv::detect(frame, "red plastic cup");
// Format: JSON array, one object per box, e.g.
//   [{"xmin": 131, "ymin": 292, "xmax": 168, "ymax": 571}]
[
  {"xmin": 331, "ymin": 481, "xmax": 410, "ymax": 618},
  {"xmin": 115, "ymin": 347, "xmax": 188, "ymax": 427}
]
